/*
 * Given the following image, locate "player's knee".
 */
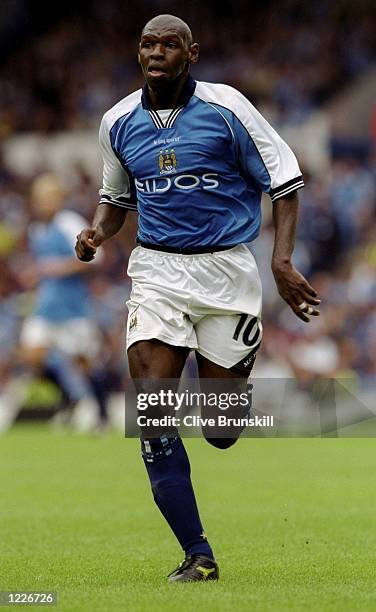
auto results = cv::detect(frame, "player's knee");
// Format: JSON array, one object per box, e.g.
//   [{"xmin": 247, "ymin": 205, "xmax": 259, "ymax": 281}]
[
  {"xmin": 129, "ymin": 353, "xmax": 154, "ymax": 381},
  {"xmin": 128, "ymin": 340, "xmax": 188, "ymax": 379},
  {"xmin": 204, "ymin": 437, "xmax": 238, "ymax": 450}
]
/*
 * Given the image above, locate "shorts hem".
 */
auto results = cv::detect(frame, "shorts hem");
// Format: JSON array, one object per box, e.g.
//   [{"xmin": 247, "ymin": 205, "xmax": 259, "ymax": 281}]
[
  {"xmin": 195, "ymin": 346, "xmax": 235, "ymax": 370},
  {"xmin": 127, "ymin": 332, "xmax": 197, "ymax": 351}
]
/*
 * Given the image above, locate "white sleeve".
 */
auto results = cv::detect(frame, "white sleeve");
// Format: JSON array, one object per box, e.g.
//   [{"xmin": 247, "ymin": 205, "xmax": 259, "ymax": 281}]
[
  {"xmin": 98, "ymin": 114, "xmax": 137, "ymax": 211},
  {"xmin": 229, "ymin": 87, "xmax": 304, "ymax": 201}
]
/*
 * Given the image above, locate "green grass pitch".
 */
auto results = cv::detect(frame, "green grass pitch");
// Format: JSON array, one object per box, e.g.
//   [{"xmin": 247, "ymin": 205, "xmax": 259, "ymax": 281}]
[{"xmin": 1, "ymin": 425, "xmax": 376, "ymax": 611}]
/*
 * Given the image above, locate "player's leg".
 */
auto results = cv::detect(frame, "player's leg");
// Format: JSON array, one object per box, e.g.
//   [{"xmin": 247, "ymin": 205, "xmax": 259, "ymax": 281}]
[
  {"xmin": 128, "ymin": 339, "xmax": 218, "ymax": 581},
  {"xmin": 18, "ymin": 318, "xmax": 93, "ymax": 422},
  {"xmin": 126, "ymin": 246, "xmax": 218, "ymax": 580},
  {"xmin": 187, "ymin": 244, "xmax": 262, "ymax": 449},
  {"xmin": 55, "ymin": 318, "xmax": 105, "ymax": 427},
  {"xmin": 196, "ymin": 352, "xmax": 253, "ymax": 449},
  {"xmin": 195, "ymin": 311, "xmax": 261, "ymax": 448}
]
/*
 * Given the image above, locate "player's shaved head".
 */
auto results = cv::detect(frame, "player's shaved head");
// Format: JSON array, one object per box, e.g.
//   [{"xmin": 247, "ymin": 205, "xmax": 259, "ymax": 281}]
[
  {"xmin": 142, "ymin": 14, "xmax": 193, "ymax": 47},
  {"xmin": 139, "ymin": 13, "xmax": 198, "ymax": 96}
]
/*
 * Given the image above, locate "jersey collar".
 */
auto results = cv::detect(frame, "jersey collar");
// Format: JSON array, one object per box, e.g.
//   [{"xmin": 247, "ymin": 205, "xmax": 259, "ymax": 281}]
[{"xmin": 141, "ymin": 74, "xmax": 196, "ymax": 110}]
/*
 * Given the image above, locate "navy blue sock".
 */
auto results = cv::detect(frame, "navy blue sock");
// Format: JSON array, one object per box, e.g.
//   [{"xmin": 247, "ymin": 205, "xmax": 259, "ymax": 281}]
[{"xmin": 142, "ymin": 435, "xmax": 214, "ymax": 559}]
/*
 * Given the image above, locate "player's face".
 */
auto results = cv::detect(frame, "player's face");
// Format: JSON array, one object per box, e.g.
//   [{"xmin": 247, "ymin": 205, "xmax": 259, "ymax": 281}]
[{"xmin": 139, "ymin": 27, "xmax": 197, "ymax": 88}]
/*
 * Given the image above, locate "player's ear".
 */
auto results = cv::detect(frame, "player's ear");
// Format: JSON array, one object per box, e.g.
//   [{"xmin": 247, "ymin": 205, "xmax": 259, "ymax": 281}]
[{"xmin": 188, "ymin": 42, "xmax": 199, "ymax": 65}]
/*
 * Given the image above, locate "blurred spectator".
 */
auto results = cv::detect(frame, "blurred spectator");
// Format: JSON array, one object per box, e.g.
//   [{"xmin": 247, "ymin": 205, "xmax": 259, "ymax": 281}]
[{"xmin": 1, "ymin": 173, "xmax": 109, "ymax": 429}]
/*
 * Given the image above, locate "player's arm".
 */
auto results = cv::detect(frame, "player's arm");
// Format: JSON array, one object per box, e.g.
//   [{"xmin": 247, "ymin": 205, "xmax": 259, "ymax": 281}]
[
  {"xmin": 75, "ymin": 203, "xmax": 127, "ymax": 262},
  {"xmin": 75, "ymin": 111, "xmax": 136, "ymax": 262},
  {"xmin": 271, "ymin": 191, "xmax": 320, "ymax": 323},
  {"xmin": 228, "ymin": 86, "xmax": 320, "ymax": 322}
]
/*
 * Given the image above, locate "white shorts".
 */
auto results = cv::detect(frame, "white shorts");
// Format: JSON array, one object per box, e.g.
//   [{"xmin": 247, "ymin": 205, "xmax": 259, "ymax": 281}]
[
  {"xmin": 126, "ymin": 244, "xmax": 263, "ymax": 373},
  {"xmin": 20, "ymin": 317, "xmax": 100, "ymax": 357}
]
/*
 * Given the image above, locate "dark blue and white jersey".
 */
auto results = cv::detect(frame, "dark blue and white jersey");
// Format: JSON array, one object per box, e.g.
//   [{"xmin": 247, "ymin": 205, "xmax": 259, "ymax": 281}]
[{"xmin": 99, "ymin": 76, "xmax": 303, "ymax": 248}]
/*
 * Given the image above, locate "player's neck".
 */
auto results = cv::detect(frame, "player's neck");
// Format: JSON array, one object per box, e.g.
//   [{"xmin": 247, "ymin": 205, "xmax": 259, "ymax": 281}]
[{"xmin": 146, "ymin": 73, "xmax": 190, "ymax": 110}]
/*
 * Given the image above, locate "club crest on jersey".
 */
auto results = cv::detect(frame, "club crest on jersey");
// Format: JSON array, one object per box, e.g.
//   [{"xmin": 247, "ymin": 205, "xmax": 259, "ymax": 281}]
[{"xmin": 159, "ymin": 148, "xmax": 177, "ymax": 175}]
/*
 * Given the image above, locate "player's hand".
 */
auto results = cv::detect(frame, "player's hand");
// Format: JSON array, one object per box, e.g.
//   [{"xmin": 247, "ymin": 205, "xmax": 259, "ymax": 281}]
[
  {"xmin": 272, "ymin": 261, "xmax": 321, "ymax": 323},
  {"xmin": 75, "ymin": 228, "xmax": 103, "ymax": 262}
]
